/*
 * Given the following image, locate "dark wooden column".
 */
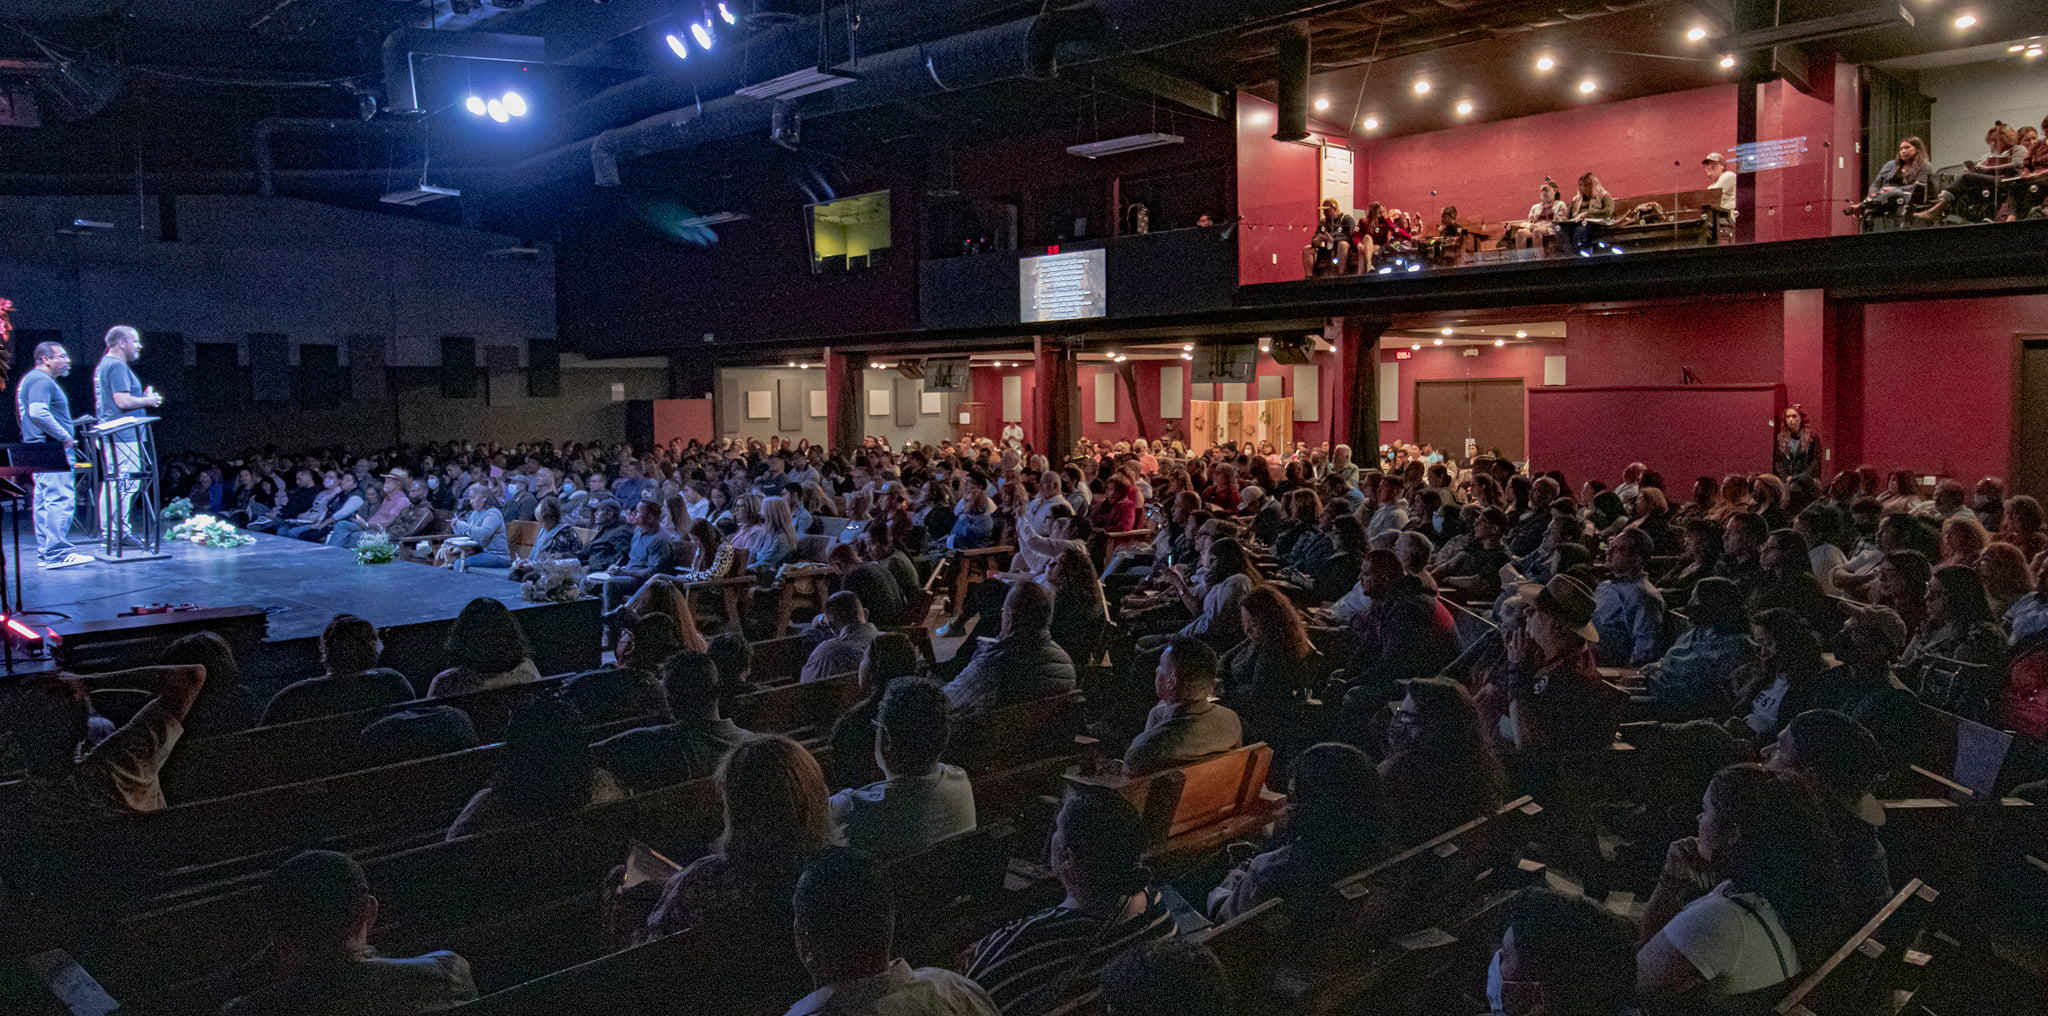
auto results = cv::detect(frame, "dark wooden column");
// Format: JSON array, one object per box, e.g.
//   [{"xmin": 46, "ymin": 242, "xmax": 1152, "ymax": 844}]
[
  {"xmin": 824, "ymin": 347, "xmax": 862, "ymax": 453},
  {"xmin": 1330, "ymin": 316, "xmax": 1390, "ymax": 456}
]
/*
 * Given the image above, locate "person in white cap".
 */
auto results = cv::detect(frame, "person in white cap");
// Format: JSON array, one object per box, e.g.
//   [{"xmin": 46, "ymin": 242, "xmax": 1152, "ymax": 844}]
[{"xmin": 1703, "ymin": 153, "xmax": 1738, "ymax": 222}]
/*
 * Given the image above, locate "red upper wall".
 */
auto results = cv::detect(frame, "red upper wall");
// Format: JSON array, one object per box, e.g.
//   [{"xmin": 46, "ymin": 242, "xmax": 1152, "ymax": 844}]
[
  {"xmin": 1852, "ymin": 294, "xmax": 2044, "ymax": 484},
  {"xmin": 1564, "ymin": 298, "xmax": 1785, "ymax": 387},
  {"xmin": 1235, "ymin": 94, "xmax": 1360, "ymax": 286}
]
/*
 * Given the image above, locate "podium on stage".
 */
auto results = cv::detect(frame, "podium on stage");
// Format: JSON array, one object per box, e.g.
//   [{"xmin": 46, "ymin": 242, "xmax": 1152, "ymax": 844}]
[{"xmin": 87, "ymin": 414, "xmax": 168, "ymax": 563}]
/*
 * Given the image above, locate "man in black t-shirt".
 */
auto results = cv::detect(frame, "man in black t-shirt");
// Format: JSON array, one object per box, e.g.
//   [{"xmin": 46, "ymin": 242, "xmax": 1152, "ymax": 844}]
[
  {"xmin": 15, "ymin": 342, "xmax": 90, "ymax": 568},
  {"xmin": 1301, "ymin": 198, "xmax": 1356, "ymax": 278},
  {"xmin": 92, "ymin": 325, "xmax": 163, "ymax": 541}
]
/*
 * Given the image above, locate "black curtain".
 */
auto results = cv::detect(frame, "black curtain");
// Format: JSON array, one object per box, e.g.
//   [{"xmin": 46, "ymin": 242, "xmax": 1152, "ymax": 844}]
[{"xmin": 1861, "ymin": 67, "xmax": 1936, "ymax": 182}]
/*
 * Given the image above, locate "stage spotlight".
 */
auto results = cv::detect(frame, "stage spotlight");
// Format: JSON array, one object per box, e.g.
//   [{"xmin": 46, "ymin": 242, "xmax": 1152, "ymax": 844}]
[
  {"xmin": 667, "ymin": 33, "xmax": 690, "ymax": 58},
  {"xmin": 1440, "ymin": 327, "xmax": 1453, "ymax": 335},
  {"xmin": 691, "ymin": 20, "xmax": 714, "ymax": 49},
  {"xmin": 1535, "ymin": 55, "xmax": 1555, "ymax": 72},
  {"xmin": 1455, "ymin": 100, "xmax": 1474, "ymax": 115},
  {"xmin": 1495, "ymin": 338, "xmax": 1505, "ymax": 346},
  {"xmin": 465, "ymin": 95, "xmax": 487, "ymax": 115},
  {"xmin": 502, "ymin": 91, "xmax": 527, "ymax": 116},
  {"xmin": 718, "ymin": 1, "xmax": 737, "ymax": 23},
  {"xmin": 487, "ymin": 98, "xmax": 509, "ymax": 122},
  {"xmin": 1433, "ymin": 338, "xmax": 1444, "ymax": 345}
]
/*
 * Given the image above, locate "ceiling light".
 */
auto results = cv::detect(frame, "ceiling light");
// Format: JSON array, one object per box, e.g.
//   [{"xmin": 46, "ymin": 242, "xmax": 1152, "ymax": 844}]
[
  {"xmin": 1455, "ymin": 100, "xmax": 1474, "ymax": 115},
  {"xmin": 1718, "ymin": 54, "xmax": 1735, "ymax": 69},
  {"xmin": 787, "ymin": 361, "xmax": 796, "ymax": 367},
  {"xmin": 1180, "ymin": 352, "xmax": 1193, "ymax": 360},
  {"xmin": 1362, "ymin": 117, "xmax": 1380, "ymax": 130},
  {"xmin": 1433, "ymin": 338, "xmax": 1444, "ymax": 346},
  {"xmin": 1067, "ymin": 132, "xmax": 1185, "ymax": 158},
  {"xmin": 486, "ymin": 98, "xmax": 508, "ymax": 122},
  {"xmin": 691, "ymin": 20, "xmax": 714, "ymax": 49},
  {"xmin": 1535, "ymin": 55, "xmax": 1555, "ymax": 72},
  {"xmin": 717, "ymin": 1, "xmax": 737, "ymax": 24},
  {"xmin": 736, "ymin": 66, "xmax": 863, "ymax": 101},
  {"xmin": 1440, "ymin": 327, "xmax": 1453, "ymax": 335},
  {"xmin": 2009, "ymin": 43, "xmax": 2025, "ymax": 52},
  {"xmin": 1515, "ymin": 330, "xmax": 1528, "ymax": 337},
  {"xmin": 2029, "ymin": 48, "xmax": 2043, "ymax": 58},
  {"xmin": 1413, "ymin": 79, "xmax": 1431, "ymax": 94},
  {"xmin": 667, "ymin": 34, "xmax": 689, "ymax": 59},
  {"xmin": 1686, "ymin": 26, "xmax": 1707, "ymax": 41},
  {"xmin": 1410, "ymin": 343, "xmax": 1422, "ymax": 350},
  {"xmin": 1182, "ymin": 344, "xmax": 1193, "ymax": 351},
  {"xmin": 1578, "ymin": 78, "xmax": 1598, "ymax": 94},
  {"xmin": 465, "ymin": 95, "xmax": 486, "ymax": 116},
  {"xmin": 1314, "ymin": 98, "xmax": 1330, "ymax": 111},
  {"xmin": 1952, "ymin": 13, "xmax": 1975, "ymax": 29},
  {"xmin": 1495, "ymin": 338, "xmax": 1505, "ymax": 347},
  {"xmin": 501, "ymin": 91, "xmax": 527, "ymax": 117}
]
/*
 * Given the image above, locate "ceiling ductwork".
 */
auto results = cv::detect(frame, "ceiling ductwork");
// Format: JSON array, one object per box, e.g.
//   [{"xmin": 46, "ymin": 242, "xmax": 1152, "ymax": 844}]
[{"xmin": 254, "ymin": 117, "xmax": 430, "ymax": 197}]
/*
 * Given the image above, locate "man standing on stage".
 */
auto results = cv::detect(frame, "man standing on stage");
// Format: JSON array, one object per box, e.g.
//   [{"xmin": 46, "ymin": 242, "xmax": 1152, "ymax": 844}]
[
  {"xmin": 15, "ymin": 342, "xmax": 91, "ymax": 569},
  {"xmin": 93, "ymin": 325, "xmax": 163, "ymax": 543}
]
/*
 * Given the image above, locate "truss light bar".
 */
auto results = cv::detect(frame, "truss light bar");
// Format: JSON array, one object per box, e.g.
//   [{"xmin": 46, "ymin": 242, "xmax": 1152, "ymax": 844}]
[
  {"xmin": 675, "ymin": 211, "xmax": 750, "ymax": 228},
  {"xmin": 1065, "ymin": 132, "xmax": 1185, "ymax": 159},
  {"xmin": 735, "ymin": 66, "xmax": 863, "ymax": 101}
]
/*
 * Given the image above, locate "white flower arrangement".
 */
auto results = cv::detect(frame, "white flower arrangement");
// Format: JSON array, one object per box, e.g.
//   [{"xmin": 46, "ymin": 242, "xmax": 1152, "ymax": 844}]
[{"xmin": 166, "ymin": 514, "xmax": 255, "ymax": 548}]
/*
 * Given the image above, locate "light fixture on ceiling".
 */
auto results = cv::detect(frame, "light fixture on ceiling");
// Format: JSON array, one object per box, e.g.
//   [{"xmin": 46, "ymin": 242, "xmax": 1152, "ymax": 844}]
[
  {"xmin": 465, "ymin": 95, "xmax": 487, "ymax": 115},
  {"xmin": 1180, "ymin": 352, "xmax": 1193, "ymax": 360},
  {"xmin": 1440, "ymin": 327, "xmax": 1453, "ymax": 335},
  {"xmin": 1953, "ymin": 13, "xmax": 1976, "ymax": 29},
  {"xmin": 2030, "ymin": 47, "xmax": 2044, "ymax": 58},
  {"xmin": 1495, "ymin": 338, "xmax": 1505, "ymax": 347},
  {"xmin": 1313, "ymin": 98, "xmax": 1330, "ymax": 111},
  {"xmin": 1410, "ymin": 343, "xmax": 1421, "ymax": 351},
  {"xmin": 1719, "ymin": 54, "xmax": 1736, "ymax": 69},
  {"xmin": 1515, "ymin": 330, "xmax": 1528, "ymax": 338},
  {"xmin": 486, "ymin": 98, "xmax": 508, "ymax": 122},
  {"xmin": 1455, "ymin": 100, "xmax": 1474, "ymax": 115},
  {"xmin": 666, "ymin": 34, "xmax": 689, "ymax": 59},
  {"xmin": 737, "ymin": 66, "xmax": 864, "ymax": 100},
  {"xmin": 691, "ymin": 19, "xmax": 715, "ymax": 49},
  {"xmin": 2010, "ymin": 43, "xmax": 2025, "ymax": 52},
  {"xmin": 1433, "ymin": 338, "xmax": 1444, "ymax": 345},
  {"xmin": 1362, "ymin": 116, "xmax": 1380, "ymax": 130},
  {"xmin": 1413, "ymin": 79, "xmax": 1431, "ymax": 94},
  {"xmin": 1182, "ymin": 344, "xmax": 1193, "ymax": 351},
  {"xmin": 1686, "ymin": 26, "xmax": 1707, "ymax": 41},
  {"xmin": 1535, "ymin": 55, "xmax": 1555, "ymax": 72},
  {"xmin": 1066, "ymin": 132, "xmax": 1185, "ymax": 159},
  {"xmin": 717, "ymin": 1, "xmax": 737, "ymax": 24},
  {"xmin": 1578, "ymin": 78, "xmax": 1598, "ymax": 94}
]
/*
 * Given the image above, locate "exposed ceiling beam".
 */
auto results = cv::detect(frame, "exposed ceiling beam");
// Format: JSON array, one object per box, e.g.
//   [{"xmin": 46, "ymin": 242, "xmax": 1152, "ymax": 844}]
[
  {"xmin": 1716, "ymin": 4, "xmax": 1913, "ymax": 52},
  {"xmin": 1092, "ymin": 57, "xmax": 1228, "ymax": 118}
]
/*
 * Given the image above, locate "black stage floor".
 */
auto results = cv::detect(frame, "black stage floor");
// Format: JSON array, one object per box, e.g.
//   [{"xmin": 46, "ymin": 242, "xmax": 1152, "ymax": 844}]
[{"xmin": 11, "ymin": 530, "xmax": 598, "ymax": 681}]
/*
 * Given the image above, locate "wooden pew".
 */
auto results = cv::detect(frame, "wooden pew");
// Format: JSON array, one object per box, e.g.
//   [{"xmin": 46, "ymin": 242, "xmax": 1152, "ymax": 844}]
[
  {"xmin": 946, "ymin": 689, "xmax": 1087, "ymax": 775},
  {"xmin": 505, "ymin": 520, "xmax": 541, "ymax": 561},
  {"xmin": 725, "ymin": 672, "xmax": 862, "ymax": 737},
  {"xmin": 1771, "ymin": 879, "xmax": 1941, "ymax": 1016},
  {"xmin": 1071, "ymin": 743, "xmax": 1279, "ymax": 868},
  {"xmin": 747, "ymin": 634, "xmax": 817, "ymax": 685},
  {"xmin": 1042, "ymin": 897, "xmax": 1289, "ymax": 1016}
]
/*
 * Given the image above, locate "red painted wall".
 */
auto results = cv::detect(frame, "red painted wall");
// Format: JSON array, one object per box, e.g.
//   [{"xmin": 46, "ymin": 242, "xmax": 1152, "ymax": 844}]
[
  {"xmin": 1528, "ymin": 384, "xmax": 1782, "ymax": 487},
  {"xmin": 1564, "ymin": 298, "xmax": 1785, "ymax": 387},
  {"xmin": 1360, "ymin": 86, "xmax": 1738, "ymax": 232},
  {"xmin": 1235, "ymin": 94, "xmax": 1358, "ymax": 285},
  {"xmin": 1851, "ymin": 294, "xmax": 2044, "ymax": 483},
  {"xmin": 1376, "ymin": 343, "xmax": 1555, "ymax": 454}
]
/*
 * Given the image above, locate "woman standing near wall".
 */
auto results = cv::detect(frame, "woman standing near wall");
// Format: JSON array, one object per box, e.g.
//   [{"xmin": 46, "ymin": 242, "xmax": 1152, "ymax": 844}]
[{"xmin": 1773, "ymin": 405, "xmax": 1823, "ymax": 480}]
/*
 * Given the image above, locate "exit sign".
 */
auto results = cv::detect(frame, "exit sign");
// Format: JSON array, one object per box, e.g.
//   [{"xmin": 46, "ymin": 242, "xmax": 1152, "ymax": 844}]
[{"xmin": 1394, "ymin": 350, "xmax": 1413, "ymax": 360}]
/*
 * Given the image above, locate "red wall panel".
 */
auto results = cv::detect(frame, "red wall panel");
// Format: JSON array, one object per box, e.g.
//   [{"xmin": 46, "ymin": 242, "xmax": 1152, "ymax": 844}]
[
  {"xmin": 1236, "ymin": 93, "xmax": 1344, "ymax": 285},
  {"xmin": 1852, "ymin": 294, "xmax": 2044, "ymax": 483},
  {"xmin": 1528, "ymin": 384, "xmax": 1781, "ymax": 488}
]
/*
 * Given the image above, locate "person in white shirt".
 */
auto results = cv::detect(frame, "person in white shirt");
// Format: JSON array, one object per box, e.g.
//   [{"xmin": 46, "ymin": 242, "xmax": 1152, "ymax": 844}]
[
  {"xmin": 1000, "ymin": 421, "xmax": 1025, "ymax": 448},
  {"xmin": 1703, "ymin": 153, "xmax": 1738, "ymax": 221},
  {"xmin": 830, "ymin": 678, "xmax": 976, "ymax": 858},
  {"xmin": 785, "ymin": 847, "xmax": 999, "ymax": 1016}
]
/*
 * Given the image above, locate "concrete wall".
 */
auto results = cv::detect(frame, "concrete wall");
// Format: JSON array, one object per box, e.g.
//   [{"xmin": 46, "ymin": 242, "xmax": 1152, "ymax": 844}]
[
  {"xmin": 718, "ymin": 366, "xmax": 830, "ymax": 447},
  {"xmin": 1922, "ymin": 58, "xmax": 2048, "ymax": 167}
]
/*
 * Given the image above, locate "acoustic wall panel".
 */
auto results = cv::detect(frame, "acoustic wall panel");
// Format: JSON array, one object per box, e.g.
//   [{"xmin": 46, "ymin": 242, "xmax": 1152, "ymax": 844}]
[
  {"xmin": 1002, "ymin": 375, "xmax": 1022, "ymax": 421},
  {"xmin": 1093, "ymin": 370, "xmax": 1116, "ymax": 423},
  {"xmin": 1292, "ymin": 365, "xmax": 1318, "ymax": 420},
  {"xmin": 1160, "ymin": 364, "xmax": 1184, "ymax": 419}
]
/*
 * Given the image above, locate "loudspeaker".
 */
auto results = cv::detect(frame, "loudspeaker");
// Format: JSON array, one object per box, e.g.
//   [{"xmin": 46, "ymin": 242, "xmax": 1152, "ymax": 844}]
[
  {"xmin": 1268, "ymin": 336, "xmax": 1313, "ymax": 366},
  {"xmin": 1272, "ymin": 25, "xmax": 1310, "ymax": 143},
  {"xmin": 528, "ymin": 339, "xmax": 560, "ymax": 398},
  {"xmin": 440, "ymin": 336, "xmax": 477, "ymax": 398}
]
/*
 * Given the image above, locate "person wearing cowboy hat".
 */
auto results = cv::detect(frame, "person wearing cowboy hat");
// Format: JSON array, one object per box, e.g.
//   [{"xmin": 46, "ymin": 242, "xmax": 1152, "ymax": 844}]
[
  {"xmin": 1498, "ymin": 573, "xmax": 1614, "ymax": 759},
  {"xmin": 1763, "ymin": 709, "xmax": 1894, "ymax": 918}
]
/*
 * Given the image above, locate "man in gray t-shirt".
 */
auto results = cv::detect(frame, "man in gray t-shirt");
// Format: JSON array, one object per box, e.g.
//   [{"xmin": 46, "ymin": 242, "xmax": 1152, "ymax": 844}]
[
  {"xmin": 91, "ymin": 325, "xmax": 162, "ymax": 540},
  {"xmin": 15, "ymin": 342, "xmax": 89, "ymax": 567}
]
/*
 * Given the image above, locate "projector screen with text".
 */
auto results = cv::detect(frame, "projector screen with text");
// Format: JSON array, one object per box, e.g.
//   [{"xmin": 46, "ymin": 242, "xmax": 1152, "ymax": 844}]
[{"xmin": 1019, "ymin": 249, "xmax": 1106, "ymax": 323}]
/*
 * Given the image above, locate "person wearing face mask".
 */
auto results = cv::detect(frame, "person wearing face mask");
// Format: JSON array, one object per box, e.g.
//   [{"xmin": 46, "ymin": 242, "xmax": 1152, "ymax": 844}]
[
  {"xmin": 286, "ymin": 471, "xmax": 363, "ymax": 543},
  {"xmin": 1485, "ymin": 887, "xmax": 1639, "ymax": 1016}
]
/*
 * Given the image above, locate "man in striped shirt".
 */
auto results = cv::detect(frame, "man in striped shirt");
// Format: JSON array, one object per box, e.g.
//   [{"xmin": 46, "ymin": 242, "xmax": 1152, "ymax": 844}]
[{"xmin": 962, "ymin": 788, "xmax": 1176, "ymax": 1015}]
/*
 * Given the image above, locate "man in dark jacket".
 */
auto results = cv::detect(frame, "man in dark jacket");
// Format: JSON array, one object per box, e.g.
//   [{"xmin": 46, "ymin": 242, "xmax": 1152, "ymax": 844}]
[
  {"xmin": 578, "ymin": 499, "xmax": 633, "ymax": 573},
  {"xmin": 942, "ymin": 582, "xmax": 1077, "ymax": 718},
  {"xmin": 1340, "ymin": 549, "xmax": 1459, "ymax": 706}
]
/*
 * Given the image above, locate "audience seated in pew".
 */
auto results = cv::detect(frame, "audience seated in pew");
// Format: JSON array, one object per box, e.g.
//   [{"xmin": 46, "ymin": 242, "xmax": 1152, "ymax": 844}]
[
  {"xmin": 1216, "ymin": 587, "xmax": 1321, "ymax": 751},
  {"xmin": 1095, "ymin": 938, "xmax": 1233, "ymax": 1016},
  {"xmin": 1207, "ymin": 742, "xmax": 1389, "ymax": 921},
  {"xmin": 217, "ymin": 850, "xmax": 478, "ymax": 1016},
  {"xmin": 597, "ymin": 651, "xmax": 754, "ymax": 792},
  {"xmin": 1899, "ymin": 564, "xmax": 2011, "ymax": 722},
  {"xmin": 1123, "ymin": 636, "xmax": 1243, "ymax": 778},
  {"xmin": 446, "ymin": 698, "xmax": 623, "ymax": 841},
  {"xmin": 963, "ymin": 787, "xmax": 1176, "ymax": 1016},
  {"xmin": 1380, "ymin": 676, "xmax": 1509, "ymax": 845},
  {"xmin": 162, "ymin": 631, "xmax": 259, "ymax": 739},
  {"xmin": 1630, "ymin": 578, "xmax": 1756, "ymax": 721},
  {"xmin": 830, "ymin": 542, "xmax": 907, "ymax": 630},
  {"xmin": 559, "ymin": 612, "xmax": 680, "ymax": 723},
  {"xmin": 1762, "ymin": 709, "xmax": 1896, "ymax": 916},
  {"xmin": 804, "ymin": 592, "xmax": 883, "ymax": 684},
  {"xmin": 790, "ymin": 846, "xmax": 1000, "ymax": 1016},
  {"xmin": 1808, "ymin": 606, "xmax": 1922, "ymax": 764},
  {"xmin": 261, "ymin": 614, "xmax": 417, "ymax": 727},
  {"xmin": 1593, "ymin": 529, "xmax": 1669, "ymax": 668},
  {"xmin": 1338, "ymin": 548, "xmax": 1459, "ymax": 710},
  {"xmin": 425, "ymin": 598, "xmax": 541, "ymax": 699},
  {"xmin": 1727, "ymin": 608, "xmax": 1832, "ymax": 749},
  {"xmin": 827, "ymin": 633, "xmax": 926, "ymax": 790},
  {"xmin": 1488, "ymin": 887, "xmax": 1641, "ymax": 1016},
  {"xmin": 832, "ymin": 678, "xmax": 976, "ymax": 858}
]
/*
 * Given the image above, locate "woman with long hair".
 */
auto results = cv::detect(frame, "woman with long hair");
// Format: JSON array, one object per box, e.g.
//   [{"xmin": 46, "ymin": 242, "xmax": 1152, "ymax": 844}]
[
  {"xmin": 1637, "ymin": 764, "xmax": 1845, "ymax": 1008},
  {"xmin": 728, "ymin": 492, "xmax": 768, "ymax": 551},
  {"xmin": 1939, "ymin": 515, "xmax": 1990, "ymax": 570},
  {"xmin": 1847, "ymin": 135, "xmax": 1931, "ymax": 219},
  {"xmin": 1564, "ymin": 172, "xmax": 1615, "ymax": 249},
  {"xmin": 1730, "ymin": 608, "xmax": 1828, "ymax": 744},
  {"xmin": 1219, "ymin": 585, "xmax": 1320, "ymax": 720},
  {"xmin": 426, "ymin": 597, "xmax": 538, "ymax": 697},
  {"xmin": 676, "ymin": 517, "xmax": 735, "ymax": 581},
  {"xmin": 448, "ymin": 697, "xmax": 622, "ymax": 839},
  {"xmin": 1977, "ymin": 541, "xmax": 2033, "ymax": 619},
  {"xmin": 751, "ymin": 496, "xmax": 800, "ymax": 577},
  {"xmin": 1208, "ymin": 742, "xmax": 1390, "ymax": 920},
  {"xmin": 1379, "ymin": 676, "xmax": 1507, "ymax": 844},
  {"xmin": 1917, "ymin": 121, "xmax": 2029, "ymax": 223},
  {"xmin": 640, "ymin": 735, "xmax": 834, "ymax": 1000},
  {"xmin": 1048, "ymin": 545, "xmax": 1110, "ymax": 662},
  {"xmin": 1171, "ymin": 537, "xmax": 1262, "ymax": 649},
  {"xmin": 1899, "ymin": 564, "xmax": 2009, "ymax": 721},
  {"xmin": 620, "ymin": 576, "xmax": 711, "ymax": 654}
]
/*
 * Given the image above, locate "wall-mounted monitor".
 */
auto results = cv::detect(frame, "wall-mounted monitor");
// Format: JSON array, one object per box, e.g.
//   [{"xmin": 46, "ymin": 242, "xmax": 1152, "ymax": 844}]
[
  {"xmin": 924, "ymin": 357, "xmax": 970, "ymax": 393},
  {"xmin": 1192, "ymin": 342, "xmax": 1258, "ymax": 384},
  {"xmin": 1019, "ymin": 249, "xmax": 1106, "ymax": 322},
  {"xmin": 806, "ymin": 190, "xmax": 891, "ymax": 272}
]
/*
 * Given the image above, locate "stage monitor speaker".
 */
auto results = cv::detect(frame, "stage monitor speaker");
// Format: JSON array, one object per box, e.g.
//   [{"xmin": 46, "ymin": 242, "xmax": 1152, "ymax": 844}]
[
  {"xmin": 440, "ymin": 336, "xmax": 477, "ymax": 398},
  {"xmin": 528, "ymin": 340, "xmax": 561, "ymax": 398}
]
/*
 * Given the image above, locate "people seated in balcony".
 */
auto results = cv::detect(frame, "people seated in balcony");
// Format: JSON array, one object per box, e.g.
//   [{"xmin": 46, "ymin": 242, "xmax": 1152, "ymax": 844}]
[
  {"xmin": 1845, "ymin": 136, "xmax": 1931, "ymax": 220},
  {"xmin": 1917, "ymin": 121, "xmax": 2030, "ymax": 223},
  {"xmin": 1517, "ymin": 182, "xmax": 1569, "ymax": 250},
  {"xmin": 1564, "ymin": 172, "xmax": 1616, "ymax": 249},
  {"xmin": 1702, "ymin": 152, "xmax": 1738, "ymax": 222},
  {"xmin": 1302, "ymin": 198, "xmax": 1356, "ymax": 278},
  {"xmin": 1355, "ymin": 202, "xmax": 1394, "ymax": 270}
]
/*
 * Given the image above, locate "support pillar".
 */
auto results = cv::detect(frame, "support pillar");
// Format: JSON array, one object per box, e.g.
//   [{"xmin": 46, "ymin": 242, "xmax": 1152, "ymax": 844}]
[
  {"xmin": 1783, "ymin": 290, "xmax": 1861, "ymax": 478},
  {"xmin": 1329, "ymin": 317, "xmax": 1389, "ymax": 457},
  {"xmin": 824, "ymin": 347, "xmax": 861, "ymax": 453},
  {"xmin": 1033, "ymin": 336, "xmax": 1076, "ymax": 460}
]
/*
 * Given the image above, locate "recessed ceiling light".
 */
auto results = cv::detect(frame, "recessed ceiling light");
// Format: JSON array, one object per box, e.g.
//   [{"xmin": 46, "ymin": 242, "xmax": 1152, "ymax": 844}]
[
  {"xmin": 1414, "ymin": 80, "xmax": 1431, "ymax": 94},
  {"xmin": 1440, "ymin": 327, "xmax": 1454, "ymax": 335},
  {"xmin": 1362, "ymin": 117, "xmax": 1380, "ymax": 130},
  {"xmin": 1516, "ymin": 330, "xmax": 1528, "ymax": 338},
  {"xmin": 1719, "ymin": 54, "xmax": 1736, "ymax": 69},
  {"xmin": 1183, "ymin": 344, "xmax": 1193, "ymax": 351},
  {"xmin": 1535, "ymin": 55, "xmax": 1555, "ymax": 72},
  {"xmin": 1686, "ymin": 26, "xmax": 1707, "ymax": 41},
  {"xmin": 2029, "ymin": 47, "xmax": 2043, "ymax": 58},
  {"xmin": 2010, "ymin": 43, "xmax": 2026, "ymax": 52},
  {"xmin": 1578, "ymin": 78, "xmax": 1598, "ymax": 93},
  {"xmin": 1314, "ymin": 98, "xmax": 1331, "ymax": 111},
  {"xmin": 1433, "ymin": 338, "xmax": 1444, "ymax": 346},
  {"xmin": 1953, "ymin": 13, "xmax": 1976, "ymax": 28},
  {"xmin": 1495, "ymin": 339, "xmax": 1505, "ymax": 347},
  {"xmin": 1410, "ymin": 344, "xmax": 1421, "ymax": 350},
  {"xmin": 1455, "ymin": 100, "xmax": 1474, "ymax": 115}
]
